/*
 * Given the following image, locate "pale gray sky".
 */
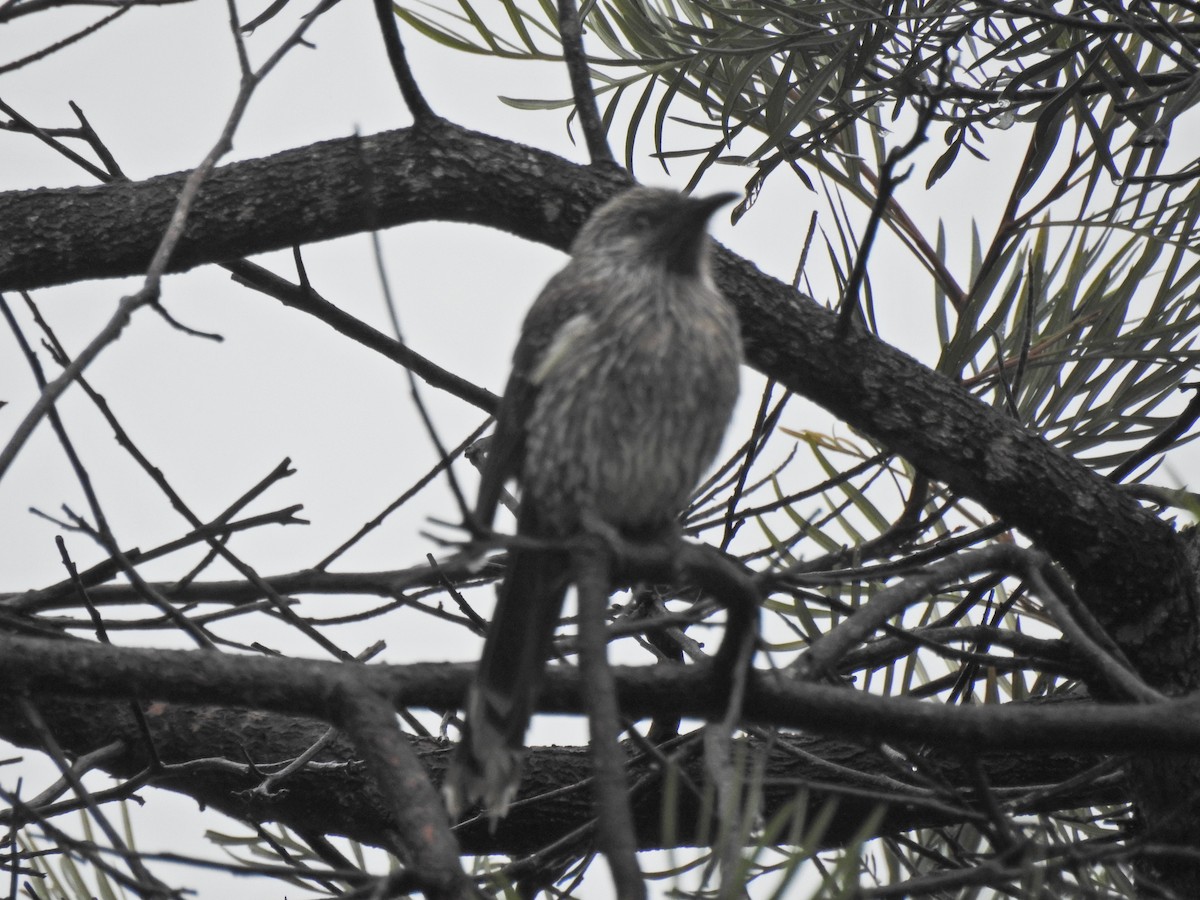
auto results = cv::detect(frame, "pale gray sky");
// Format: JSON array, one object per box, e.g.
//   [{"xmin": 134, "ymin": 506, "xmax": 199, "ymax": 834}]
[{"xmin": 4, "ymin": 3, "xmax": 1196, "ymax": 897}]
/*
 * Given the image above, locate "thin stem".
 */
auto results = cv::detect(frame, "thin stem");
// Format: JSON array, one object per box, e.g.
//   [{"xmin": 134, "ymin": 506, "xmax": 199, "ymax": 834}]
[
  {"xmin": 374, "ymin": 0, "xmax": 435, "ymax": 122},
  {"xmin": 559, "ymin": 0, "xmax": 615, "ymax": 166},
  {"xmin": 574, "ymin": 538, "xmax": 645, "ymax": 899}
]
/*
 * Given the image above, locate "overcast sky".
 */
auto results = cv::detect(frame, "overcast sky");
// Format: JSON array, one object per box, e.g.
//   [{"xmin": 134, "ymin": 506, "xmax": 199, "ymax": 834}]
[{"xmin": 5, "ymin": 3, "xmax": 1196, "ymax": 897}]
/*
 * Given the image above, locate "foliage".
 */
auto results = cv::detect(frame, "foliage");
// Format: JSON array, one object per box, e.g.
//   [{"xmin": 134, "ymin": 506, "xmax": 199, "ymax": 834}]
[{"xmin": 401, "ymin": 0, "xmax": 1200, "ymax": 471}]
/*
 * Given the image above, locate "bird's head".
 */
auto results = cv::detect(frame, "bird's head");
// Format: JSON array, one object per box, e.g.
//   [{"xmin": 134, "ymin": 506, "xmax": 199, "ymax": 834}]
[{"xmin": 572, "ymin": 187, "xmax": 737, "ymax": 276}]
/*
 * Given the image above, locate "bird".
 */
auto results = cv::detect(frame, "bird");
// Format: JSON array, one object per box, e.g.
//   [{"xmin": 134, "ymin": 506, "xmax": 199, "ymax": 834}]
[{"xmin": 444, "ymin": 186, "xmax": 743, "ymax": 821}]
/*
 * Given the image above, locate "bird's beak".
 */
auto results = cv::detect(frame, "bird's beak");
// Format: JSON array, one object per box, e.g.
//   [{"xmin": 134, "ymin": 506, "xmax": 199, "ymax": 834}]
[
  {"xmin": 664, "ymin": 191, "xmax": 739, "ymax": 273},
  {"xmin": 688, "ymin": 191, "xmax": 739, "ymax": 222}
]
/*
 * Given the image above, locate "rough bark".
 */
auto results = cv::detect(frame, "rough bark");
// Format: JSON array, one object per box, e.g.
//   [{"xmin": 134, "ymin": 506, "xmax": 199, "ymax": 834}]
[{"xmin": 0, "ymin": 678, "xmax": 1119, "ymax": 858}]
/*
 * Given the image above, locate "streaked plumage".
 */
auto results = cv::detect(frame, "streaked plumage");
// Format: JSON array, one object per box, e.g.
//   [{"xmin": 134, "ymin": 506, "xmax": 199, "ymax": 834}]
[{"xmin": 445, "ymin": 187, "xmax": 742, "ymax": 819}]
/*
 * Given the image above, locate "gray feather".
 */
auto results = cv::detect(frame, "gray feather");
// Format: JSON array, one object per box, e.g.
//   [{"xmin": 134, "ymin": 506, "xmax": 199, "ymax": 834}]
[{"xmin": 445, "ymin": 187, "xmax": 742, "ymax": 822}]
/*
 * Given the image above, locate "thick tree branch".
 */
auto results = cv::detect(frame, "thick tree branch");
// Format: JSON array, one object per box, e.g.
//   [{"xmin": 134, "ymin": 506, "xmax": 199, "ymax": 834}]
[
  {"xmin": 0, "ymin": 121, "xmax": 630, "ymax": 292},
  {"xmin": 0, "ymin": 673, "xmax": 1119, "ymax": 859},
  {"xmin": 1, "ymin": 633, "xmax": 1198, "ymax": 757}
]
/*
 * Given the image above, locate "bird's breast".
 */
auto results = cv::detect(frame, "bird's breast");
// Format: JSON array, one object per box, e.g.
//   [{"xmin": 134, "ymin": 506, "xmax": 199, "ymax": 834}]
[{"xmin": 521, "ymin": 288, "xmax": 741, "ymax": 537}]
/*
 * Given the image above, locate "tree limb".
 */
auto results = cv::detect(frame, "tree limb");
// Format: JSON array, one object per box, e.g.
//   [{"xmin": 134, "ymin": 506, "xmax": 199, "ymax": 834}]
[{"xmin": 0, "ymin": 679, "xmax": 1119, "ymax": 859}]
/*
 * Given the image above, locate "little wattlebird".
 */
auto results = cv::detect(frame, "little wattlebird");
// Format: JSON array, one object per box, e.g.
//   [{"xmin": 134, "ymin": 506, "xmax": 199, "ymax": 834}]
[{"xmin": 444, "ymin": 186, "xmax": 743, "ymax": 820}]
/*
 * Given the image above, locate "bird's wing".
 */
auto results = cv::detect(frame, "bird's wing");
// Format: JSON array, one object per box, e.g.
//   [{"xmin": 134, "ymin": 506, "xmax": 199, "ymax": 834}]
[
  {"xmin": 474, "ymin": 266, "xmax": 598, "ymax": 528},
  {"xmin": 473, "ymin": 367, "xmax": 532, "ymax": 530}
]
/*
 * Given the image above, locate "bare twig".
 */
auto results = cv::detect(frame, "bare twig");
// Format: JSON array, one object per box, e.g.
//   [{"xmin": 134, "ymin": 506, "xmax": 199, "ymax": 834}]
[
  {"xmin": 367, "ymin": 221, "xmax": 476, "ymax": 536},
  {"xmin": 17, "ymin": 697, "xmax": 176, "ymax": 899},
  {"xmin": 836, "ymin": 67, "xmax": 941, "ymax": 338},
  {"xmin": 1, "ymin": 293, "xmax": 217, "ymax": 647},
  {"xmin": 573, "ymin": 536, "xmax": 645, "ymax": 899},
  {"xmin": 1108, "ymin": 383, "xmax": 1200, "ymax": 483},
  {"xmin": 316, "ymin": 419, "xmax": 491, "ymax": 571},
  {"xmin": 795, "ymin": 543, "xmax": 1163, "ymax": 703},
  {"xmin": 717, "ymin": 379, "xmax": 779, "ymax": 551},
  {"xmin": 0, "ymin": 0, "xmax": 342, "ymax": 484},
  {"xmin": 0, "ymin": 97, "xmax": 110, "ymax": 180},
  {"xmin": 67, "ymin": 100, "xmax": 125, "ymax": 180},
  {"xmin": 335, "ymin": 688, "xmax": 474, "ymax": 899},
  {"xmin": 252, "ymin": 644, "xmax": 387, "ymax": 798},
  {"xmin": 558, "ymin": 0, "xmax": 615, "ymax": 166},
  {"xmin": 225, "ymin": 257, "xmax": 498, "ymax": 413},
  {"xmin": 20, "ymin": 740, "xmax": 125, "ymax": 811},
  {"xmin": 373, "ymin": 0, "xmax": 435, "ymax": 122},
  {"xmin": 2, "ymin": 9, "xmax": 359, "ymax": 662},
  {"xmin": 0, "ymin": 5, "xmax": 130, "ymax": 75},
  {"xmin": 0, "ymin": 784, "xmax": 175, "ymax": 898}
]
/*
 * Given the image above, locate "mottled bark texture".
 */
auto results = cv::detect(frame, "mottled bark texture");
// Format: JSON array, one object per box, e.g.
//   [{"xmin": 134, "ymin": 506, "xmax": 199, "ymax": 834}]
[{"xmin": 0, "ymin": 688, "xmax": 1119, "ymax": 859}]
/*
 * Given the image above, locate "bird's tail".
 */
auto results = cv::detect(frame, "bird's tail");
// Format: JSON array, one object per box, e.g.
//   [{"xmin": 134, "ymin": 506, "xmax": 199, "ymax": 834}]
[{"xmin": 444, "ymin": 541, "xmax": 570, "ymax": 822}]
